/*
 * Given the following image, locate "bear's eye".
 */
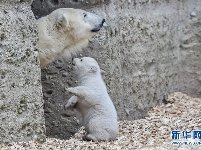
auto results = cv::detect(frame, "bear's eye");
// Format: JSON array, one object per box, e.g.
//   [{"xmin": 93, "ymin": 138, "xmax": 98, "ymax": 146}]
[
  {"xmin": 80, "ymin": 58, "xmax": 83, "ymax": 61},
  {"xmin": 83, "ymin": 13, "xmax": 87, "ymax": 18}
]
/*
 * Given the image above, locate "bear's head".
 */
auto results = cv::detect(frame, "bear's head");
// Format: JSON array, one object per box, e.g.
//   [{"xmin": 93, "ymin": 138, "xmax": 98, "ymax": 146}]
[
  {"xmin": 37, "ymin": 8, "xmax": 105, "ymax": 68},
  {"xmin": 50, "ymin": 8, "xmax": 105, "ymax": 40},
  {"xmin": 72, "ymin": 57, "xmax": 100, "ymax": 78}
]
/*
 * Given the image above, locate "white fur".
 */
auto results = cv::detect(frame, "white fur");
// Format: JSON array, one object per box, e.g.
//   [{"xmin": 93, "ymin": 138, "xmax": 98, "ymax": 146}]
[
  {"xmin": 37, "ymin": 8, "xmax": 104, "ymax": 68},
  {"xmin": 65, "ymin": 57, "xmax": 118, "ymax": 141}
]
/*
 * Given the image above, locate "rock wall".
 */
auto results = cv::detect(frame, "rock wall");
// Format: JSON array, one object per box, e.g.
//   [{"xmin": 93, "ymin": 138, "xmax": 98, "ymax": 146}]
[
  {"xmin": 31, "ymin": 0, "xmax": 201, "ymax": 139},
  {"xmin": 31, "ymin": 0, "xmax": 110, "ymax": 19},
  {"xmin": 176, "ymin": 2, "xmax": 201, "ymax": 97},
  {"xmin": 0, "ymin": 1, "xmax": 45, "ymax": 143}
]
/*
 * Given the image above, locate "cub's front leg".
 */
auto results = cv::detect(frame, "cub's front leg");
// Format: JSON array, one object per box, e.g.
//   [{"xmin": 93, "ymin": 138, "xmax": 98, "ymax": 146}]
[
  {"xmin": 64, "ymin": 96, "xmax": 78, "ymax": 109},
  {"xmin": 67, "ymin": 86, "xmax": 93, "ymax": 98}
]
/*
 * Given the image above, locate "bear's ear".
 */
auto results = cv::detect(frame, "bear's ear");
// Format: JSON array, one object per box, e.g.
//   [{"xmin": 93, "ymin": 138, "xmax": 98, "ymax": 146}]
[
  {"xmin": 90, "ymin": 66, "xmax": 98, "ymax": 73},
  {"xmin": 56, "ymin": 14, "xmax": 71, "ymax": 31}
]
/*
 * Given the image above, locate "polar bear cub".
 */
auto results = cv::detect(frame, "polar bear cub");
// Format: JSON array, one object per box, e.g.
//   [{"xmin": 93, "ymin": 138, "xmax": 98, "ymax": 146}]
[
  {"xmin": 37, "ymin": 8, "xmax": 105, "ymax": 68},
  {"xmin": 65, "ymin": 57, "xmax": 118, "ymax": 141}
]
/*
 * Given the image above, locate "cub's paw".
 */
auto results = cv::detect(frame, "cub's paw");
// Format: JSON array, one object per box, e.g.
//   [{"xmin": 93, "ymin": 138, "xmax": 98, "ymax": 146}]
[
  {"xmin": 64, "ymin": 100, "xmax": 77, "ymax": 109},
  {"xmin": 64, "ymin": 102, "xmax": 71, "ymax": 109},
  {"xmin": 83, "ymin": 134, "xmax": 97, "ymax": 142},
  {"xmin": 67, "ymin": 87, "xmax": 77, "ymax": 94}
]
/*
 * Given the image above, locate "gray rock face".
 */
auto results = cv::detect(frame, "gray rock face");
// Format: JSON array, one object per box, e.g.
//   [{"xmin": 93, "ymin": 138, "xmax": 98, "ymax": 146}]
[
  {"xmin": 177, "ymin": 6, "xmax": 201, "ymax": 96},
  {"xmin": 31, "ymin": 0, "xmax": 110, "ymax": 19},
  {"xmin": 32, "ymin": 0, "xmax": 201, "ymax": 139},
  {"xmin": 0, "ymin": 1, "xmax": 45, "ymax": 143}
]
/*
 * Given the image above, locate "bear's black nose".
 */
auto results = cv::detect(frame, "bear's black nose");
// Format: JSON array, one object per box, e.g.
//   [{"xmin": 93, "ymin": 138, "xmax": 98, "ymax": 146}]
[
  {"xmin": 102, "ymin": 19, "xmax": 105, "ymax": 25},
  {"xmin": 72, "ymin": 58, "xmax": 76, "ymax": 65}
]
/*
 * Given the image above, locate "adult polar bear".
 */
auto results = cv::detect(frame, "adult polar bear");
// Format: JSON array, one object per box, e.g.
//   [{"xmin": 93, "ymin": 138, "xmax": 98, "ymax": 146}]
[
  {"xmin": 37, "ymin": 8, "xmax": 105, "ymax": 68},
  {"xmin": 65, "ymin": 57, "xmax": 118, "ymax": 141}
]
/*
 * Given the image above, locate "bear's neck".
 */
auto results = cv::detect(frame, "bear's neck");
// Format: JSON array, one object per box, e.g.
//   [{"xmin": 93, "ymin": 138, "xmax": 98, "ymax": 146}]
[
  {"xmin": 78, "ymin": 74, "xmax": 104, "ymax": 87},
  {"xmin": 78, "ymin": 74, "xmax": 108, "ymax": 93}
]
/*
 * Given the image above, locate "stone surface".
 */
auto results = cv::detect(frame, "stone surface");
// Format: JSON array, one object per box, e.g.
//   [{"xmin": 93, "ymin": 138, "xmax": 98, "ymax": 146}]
[
  {"xmin": 0, "ymin": 2, "xmax": 45, "ymax": 143},
  {"xmin": 176, "ymin": 4, "xmax": 201, "ymax": 96},
  {"xmin": 31, "ymin": 0, "xmax": 201, "ymax": 139},
  {"xmin": 31, "ymin": 0, "xmax": 110, "ymax": 19},
  {"xmin": 0, "ymin": 0, "xmax": 33, "ymax": 4}
]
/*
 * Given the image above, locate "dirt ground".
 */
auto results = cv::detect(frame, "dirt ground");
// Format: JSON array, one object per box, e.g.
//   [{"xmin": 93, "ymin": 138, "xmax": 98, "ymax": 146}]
[{"xmin": 1, "ymin": 92, "xmax": 201, "ymax": 150}]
